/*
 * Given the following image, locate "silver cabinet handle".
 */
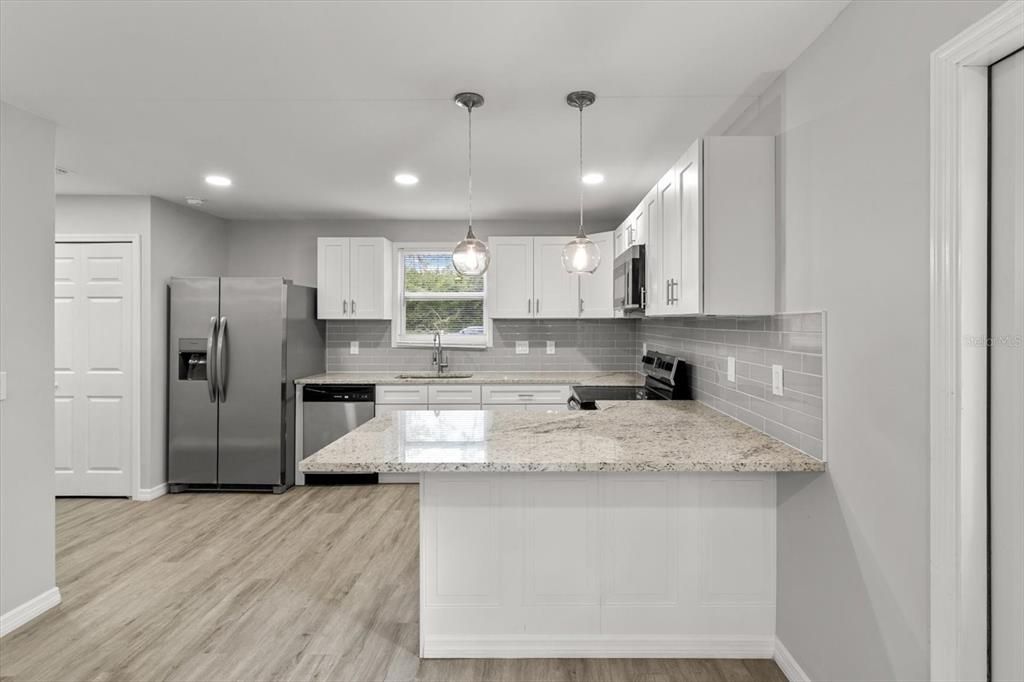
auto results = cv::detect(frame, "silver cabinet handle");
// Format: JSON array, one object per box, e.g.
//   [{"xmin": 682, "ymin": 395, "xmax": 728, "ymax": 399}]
[
  {"xmin": 579, "ymin": 298, "xmax": 584, "ymax": 315},
  {"xmin": 641, "ymin": 286, "xmax": 647, "ymax": 309},
  {"xmin": 216, "ymin": 316, "xmax": 228, "ymax": 403},
  {"xmin": 343, "ymin": 299, "xmax": 347, "ymax": 315},
  {"xmin": 536, "ymin": 298, "xmax": 540, "ymax": 314},
  {"xmin": 206, "ymin": 316, "xmax": 218, "ymax": 403},
  {"xmin": 351, "ymin": 299, "xmax": 356, "ymax": 316},
  {"xmin": 528, "ymin": 298, "xmax": 532, "ymax": 314}
]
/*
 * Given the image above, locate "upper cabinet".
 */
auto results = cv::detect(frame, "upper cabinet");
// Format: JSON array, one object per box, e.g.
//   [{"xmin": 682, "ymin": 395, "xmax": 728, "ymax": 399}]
[
  {"xmin": 316, "ymin": 237, "xmax": 392, "ymax": 319},
  {"xmin": 489, "ymin": 233, "xmax": 614, "ymax": 319},
  {"xmin": 645, "ymin": 136, "xmax": 775, "ymax": 316}
]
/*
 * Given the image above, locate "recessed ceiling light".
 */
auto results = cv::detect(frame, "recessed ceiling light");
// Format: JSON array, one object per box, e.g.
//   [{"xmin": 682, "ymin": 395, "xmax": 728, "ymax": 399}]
[
  {"xmin": 205, "ymin": 174, "xmax": 232, "ymax": 187},
  {"xmin": 394, "ymin": 173, "xmax": 419, "ymax": 186},
  {"xmin": 582, "ymin": 172, "xmax": 604, "ymax": 185}
]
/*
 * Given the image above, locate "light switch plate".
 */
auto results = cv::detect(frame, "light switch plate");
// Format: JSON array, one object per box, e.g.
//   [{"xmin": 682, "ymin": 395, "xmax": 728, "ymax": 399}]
[
  {"xmin": 727, "ymin": 357, "xmax": 736, "ymax": 383},
  {"xmin": 546, "ymin": 341, "xmax": 556, "ymax": 355},
  {"xmin": 349, "ymin": 341, "xmax": 359, "ymax": 355},
  {"xmin": 0, "ymin": 371, "xmax": 6, "ymax": 401},
  {"xmin": 642, "ymin": 343, "xmax": 647, "ymax": 356},
  {"xmin": 516, "ymin": 341, "xmax": 529, "ymax": 355},
  {"xmin": 772, "ymin": 364, "xmax": 784, "ymax": 396}
]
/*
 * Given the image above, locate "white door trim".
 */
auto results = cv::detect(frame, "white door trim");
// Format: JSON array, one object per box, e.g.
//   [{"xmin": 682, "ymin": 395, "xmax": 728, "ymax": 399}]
[
  {"xmin": 929, "ymin": 3, "xmax": 1023, "ymax": 680},
  {"xmin": 55, "ymin": 234, "xmax": 143, "ymax": 500}
]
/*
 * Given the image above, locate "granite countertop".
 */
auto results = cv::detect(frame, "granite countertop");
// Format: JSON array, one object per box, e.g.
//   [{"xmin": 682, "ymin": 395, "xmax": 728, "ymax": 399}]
[
  {"xmin": 299, "ymin": 401, "xmax": 825, "ymax": 474},
  {"xmin": 295, "ymin": 371, "xmax": 643, "ymax": 386}
]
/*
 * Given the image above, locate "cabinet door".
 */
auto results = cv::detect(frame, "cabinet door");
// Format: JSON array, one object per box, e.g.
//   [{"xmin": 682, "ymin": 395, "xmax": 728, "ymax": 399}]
[
  {"xmin": 579, "ymin": 230, "xmax": 615, "ymax": 318},
  {"xmin": 488, "ymin": 237, "xmax": 535, "ymax": 318},
  {"xmin": 613, "ymin": 225, "xmax": 627, "ymax": 258},
  {"xmin": 350, "ymin": 237, "xmax": 392, "ymax": 319},
  {"xmin": 636, "ymin": 186, "xmax": 656, "ymax": 247},
  {"xmin": 623, "ymin": 214, "xmax": 635, "ymax": 249},
  {"xmin": 316, "ymin": 238, "xmax": 350, "ymax": 319},
  {"xmin": 533, "ymin": 236, "xmax": 579, "ymax": 318},
  {"xmin": 658, "ymin": 165, "xmax": 683, "ymax": 314},
  {"xmin": 675, "ymin": 139, "xmax": 703, "ymax": 314},
  {"xmin": 644, "ymin": 181, "xmax": 662, "ymax": 316}
]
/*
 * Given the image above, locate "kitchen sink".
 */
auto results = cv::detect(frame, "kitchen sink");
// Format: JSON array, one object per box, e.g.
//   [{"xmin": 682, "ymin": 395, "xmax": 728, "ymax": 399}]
[{"xmin": 394, "ymin": 372, "xmax": 474, "ymax": 380}]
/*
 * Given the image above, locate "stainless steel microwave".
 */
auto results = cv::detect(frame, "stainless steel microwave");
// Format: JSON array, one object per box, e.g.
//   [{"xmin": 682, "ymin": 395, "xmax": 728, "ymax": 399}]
[{"xmin": 613, "ymin": 245, "xmax": 646, "ymax": 313}]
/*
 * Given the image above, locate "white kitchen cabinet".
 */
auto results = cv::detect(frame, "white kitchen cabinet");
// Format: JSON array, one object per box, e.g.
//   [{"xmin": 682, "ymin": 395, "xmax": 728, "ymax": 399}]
[
  {"xmin": 488, "ymin": 237, "xmax": 535, "ymax": 318},
  {"xmin": 489, "ymin": 234, "xmax": 615, "ymax": 320},
  {"xmin": 375, "ymin": 384, "xmax": 429, "ymax": 404},
  {"xmin": 578, "ymin": 230, "xmax": 614, "ymax": 318},
  {"xmin": 427, "ymin": 384, "xmax": 482, "ymax": 405},
  {"xmin": 316, "ymin": 237, "xmax": 392, "ymax": 320},
  {"xmin": 613, "ymin": 223, "xmax": 628, "ymax": 258},
  {"xmin": 533, "ymin": 237, "xmax": 580, "ymax": 318},
  {"xmin": 482, "ymin": 384, "xmax": 571, "ymax": 406},
  {"xmin": 644, "ymin": 136, "xmax": 775, "ymax": 316}
]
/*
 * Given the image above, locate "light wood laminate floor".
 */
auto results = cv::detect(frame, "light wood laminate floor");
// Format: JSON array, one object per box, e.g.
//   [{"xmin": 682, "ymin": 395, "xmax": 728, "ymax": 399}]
[{"xmin": 0, "ymin": 486, "xmax": 788, "ymax": 682}]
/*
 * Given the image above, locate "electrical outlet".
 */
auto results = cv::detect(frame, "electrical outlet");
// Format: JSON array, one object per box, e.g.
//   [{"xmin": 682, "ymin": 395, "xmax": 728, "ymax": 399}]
[
  {"xmin": 772, "ymin": 364, "xmax": 784, "ymax": 396},
  {"xmin": 349, "ymin": 341, "xmax": 359, "ymax": 355},
  {"xmin": 516, "ymin": 341, "xmax": 529, "ymax": 355},
  {"xmin": 642, "ymin": 343, "xmax": 647, "ymax": 356},
  {"xmin": 546, "ymin": 341, "xmax": 556, "ymax": 355},
  {"xmin": 727, "ymin": 357, "xmax": 736, "ymax": 383}
]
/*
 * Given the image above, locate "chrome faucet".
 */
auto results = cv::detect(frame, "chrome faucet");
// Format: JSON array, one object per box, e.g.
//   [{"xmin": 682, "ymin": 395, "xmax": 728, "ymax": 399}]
[{"xmin": 432, "ymin": 331, "xmax": 449, "ymax": 376}]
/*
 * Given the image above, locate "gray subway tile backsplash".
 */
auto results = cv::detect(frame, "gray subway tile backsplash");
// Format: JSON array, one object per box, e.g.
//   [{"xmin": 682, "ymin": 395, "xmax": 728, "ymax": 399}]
[
  {"xmin": 326, "ymin": 311, "xmax": 825, "ymax": 460},
  {"xmin": 637, "ymin": 311, "xmax": 825, "ymax": 460}
]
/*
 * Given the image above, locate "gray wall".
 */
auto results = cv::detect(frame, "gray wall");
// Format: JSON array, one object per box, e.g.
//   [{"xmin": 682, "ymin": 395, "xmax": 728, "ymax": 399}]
[
  {"xmin": 724, "ymin": 1, "xmax": 1002, "ymax": 680},
  {"xmin": 326, "ymin": 319, "xmax": 637, "ymax": 373},
  {"xmin": 55, "ymin": 196, "xmax": 229, "ymax": 490},
  {"xmin": 226, "ymin": 219, "xmax": 615, "ymax": 287},
  {"xmin": 0, "ymin": 102, "xmax": 57, "ymax": 616},
  {"xmin": 148, "ymin": 198, "xmax": 229, "ymax": 488}
]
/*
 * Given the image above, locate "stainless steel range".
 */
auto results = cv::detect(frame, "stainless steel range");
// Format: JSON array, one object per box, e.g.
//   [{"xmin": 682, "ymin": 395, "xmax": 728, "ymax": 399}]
[{"xmin": 568, "ymin": 351, "xmax": 691, "ymax": 410}]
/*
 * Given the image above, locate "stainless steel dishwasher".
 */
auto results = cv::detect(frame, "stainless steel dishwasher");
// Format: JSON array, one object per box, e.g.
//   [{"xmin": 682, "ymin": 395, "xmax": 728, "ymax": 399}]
[{"xmin": 301, "ymin": 384, "xmax": 377, "ymax": 484}]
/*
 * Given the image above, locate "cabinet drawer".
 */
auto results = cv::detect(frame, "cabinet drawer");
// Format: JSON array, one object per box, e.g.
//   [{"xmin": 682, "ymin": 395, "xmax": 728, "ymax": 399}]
[
  {"xmin": 481, "ymin": 384, "xmax": 571, "ymax": 405},
  {"xmin": 376, "ymin": 385, "xmax": 429, "ymax": 404},
  {"xmin": 428, "ymin": 384, "xmax": 482, "ymax": 405}
]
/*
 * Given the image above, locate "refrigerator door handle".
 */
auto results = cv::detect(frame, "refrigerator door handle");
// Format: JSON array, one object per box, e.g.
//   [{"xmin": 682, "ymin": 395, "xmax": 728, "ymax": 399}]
[
  {"xmin": 216, "ymin": 316, "xmax": 228, "ymax": 402},
  {"xmin": 206, "ymin": 316, "xmax": 218, "ymax": 403}
]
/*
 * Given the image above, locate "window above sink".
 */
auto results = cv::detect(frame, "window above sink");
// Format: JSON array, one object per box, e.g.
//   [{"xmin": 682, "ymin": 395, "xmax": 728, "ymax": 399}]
[{"xmin": 393, "ymin": 245, "xmax": 492, "ymax": 349}]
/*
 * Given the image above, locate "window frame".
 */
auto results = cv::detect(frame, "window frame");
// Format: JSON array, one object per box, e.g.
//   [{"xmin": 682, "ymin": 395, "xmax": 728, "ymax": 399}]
[{"xmin": 392, "ymin": 243, "xmax": 492, "ymax": 349}]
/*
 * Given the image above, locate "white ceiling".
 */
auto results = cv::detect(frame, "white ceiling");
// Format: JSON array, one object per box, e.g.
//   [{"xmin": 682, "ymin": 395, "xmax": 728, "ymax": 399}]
[{"xmin": 1, "ymin": 1, "xmax": 847, "ymax": 223}]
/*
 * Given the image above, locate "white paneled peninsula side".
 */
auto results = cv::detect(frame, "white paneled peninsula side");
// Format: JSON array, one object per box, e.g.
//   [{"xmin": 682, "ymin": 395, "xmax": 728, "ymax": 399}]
[{"xmin": 300, "ymin": 403, "xmax": 823, "ymax": 659}]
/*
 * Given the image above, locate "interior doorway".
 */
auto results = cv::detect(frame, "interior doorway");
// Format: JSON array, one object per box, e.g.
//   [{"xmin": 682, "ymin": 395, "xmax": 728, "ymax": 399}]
[
  {"xmin": 54, "ymin": 239, "xmax": 140, "ymax": 497},
  {"xmin": 929, "ymin": 3, "xmax": 1024, "ymax": 680},
  {"xmin": 988, "ymin": 46, "xmax": 1023, "ymax": 682}
]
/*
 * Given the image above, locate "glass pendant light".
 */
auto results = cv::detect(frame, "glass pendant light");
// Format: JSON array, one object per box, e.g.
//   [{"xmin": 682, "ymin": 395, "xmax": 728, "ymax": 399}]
[
  {"xmin": 451, "ymin": 92, "xmax": 490, "ymax": 276},
  {"xmin": 562, "ymin": 90, "xmax": 600, "ymax": 274}
]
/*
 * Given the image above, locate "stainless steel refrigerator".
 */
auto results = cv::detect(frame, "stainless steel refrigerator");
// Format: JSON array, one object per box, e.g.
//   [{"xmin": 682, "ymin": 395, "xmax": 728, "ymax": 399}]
[{"xmin": 168, "ymin": 277, "xmax": 324, "ymax": 493}]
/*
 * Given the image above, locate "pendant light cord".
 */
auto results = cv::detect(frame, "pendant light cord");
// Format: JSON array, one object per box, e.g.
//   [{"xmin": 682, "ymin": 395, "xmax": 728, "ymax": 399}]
[
  {"xmin": 577, "ymin": 104, "xmax": 585, "ymax": 238},
  {"xmin": 467, "ymin": 105, "xmax": 473, "ymax": 232}
]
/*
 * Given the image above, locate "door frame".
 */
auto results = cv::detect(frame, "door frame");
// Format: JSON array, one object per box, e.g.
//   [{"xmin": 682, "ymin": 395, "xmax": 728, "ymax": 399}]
[
  {"xmin": 929, "ymin": 2, "xmax": 1023, "ymax": 680},
  {"xmin": 55, "ymin": 234, "xmax": 143, "ymax": 500}
]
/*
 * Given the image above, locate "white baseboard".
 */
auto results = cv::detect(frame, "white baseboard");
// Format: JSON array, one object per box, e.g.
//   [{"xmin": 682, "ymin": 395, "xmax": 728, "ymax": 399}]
[
  {"xmin": 0, "ymin": 587, "xmax": 61, "ymax": 638},
  {"xmin": 422, "ymin": 634, "xmax": 775, "ymax": 659},
  {"xmin": 135, "ymin": 483, "xmax": 167, "ymax": 501},
  {"xmin": 774, "ymin": 637, "xmax": 811, "ymax": 682}
]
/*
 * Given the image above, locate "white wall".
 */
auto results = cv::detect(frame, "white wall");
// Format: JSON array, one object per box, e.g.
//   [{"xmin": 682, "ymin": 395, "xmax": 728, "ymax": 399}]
[
  {"xmin": 148, "ymin": 197, "xmax": 228, "ymax": 488},
  {"xmin": 55, "ymin": 196, "xmax": 228, "ymax": 490},
  {"xmin": 226, "ymin": 219, "xmax": 615, "ymax": 286},
  {"xmin": 0, "ymin": 102, "xmax": 57, "ymax": 617},
  {"xmin": 724, "ymin": 2, "xmax": 1003, "ymax": 680}
]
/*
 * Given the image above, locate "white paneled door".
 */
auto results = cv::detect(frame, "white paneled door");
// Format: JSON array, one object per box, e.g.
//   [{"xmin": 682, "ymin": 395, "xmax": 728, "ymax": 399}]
[{"xmin": 54, "ymin": 242, "xmax": 134, "ymax": 496}]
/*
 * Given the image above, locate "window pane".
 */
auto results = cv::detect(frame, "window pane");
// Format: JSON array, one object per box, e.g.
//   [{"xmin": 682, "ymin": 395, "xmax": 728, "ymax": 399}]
[
  {"xmin": 403, "ymin": 252, "xmax": 484, "ymax": 293},
  {"xmin": 405, "ymin": 299, "xmax": 484, "ymax": 336}
]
